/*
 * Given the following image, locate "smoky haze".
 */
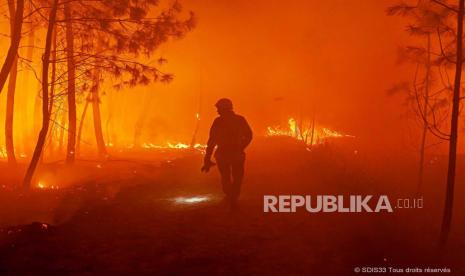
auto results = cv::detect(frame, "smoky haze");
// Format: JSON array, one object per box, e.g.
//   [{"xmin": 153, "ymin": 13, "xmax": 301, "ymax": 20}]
[
  {"xmin": 0, "ymin": 0, "xmax": 423, "ymax": 156},
  {"xmin": 148, "ymin": 0, "xmax": 414, "ymax": 152}
]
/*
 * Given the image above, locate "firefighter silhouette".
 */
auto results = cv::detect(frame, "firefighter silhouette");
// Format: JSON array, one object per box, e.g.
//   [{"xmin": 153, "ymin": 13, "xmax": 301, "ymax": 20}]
[{"xmin": 202, "ymin": 98, "xmax": 253, "ymax": 208}]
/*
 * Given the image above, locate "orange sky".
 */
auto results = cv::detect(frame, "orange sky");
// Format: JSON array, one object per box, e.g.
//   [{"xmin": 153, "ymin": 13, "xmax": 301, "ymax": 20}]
[
  {"xmin": 150, "ymin": 0, "xmax": 417, "ymax": 151},
  {"xmin": 0, "ymin": 0, "xmax": 446, "ymax": 155}
]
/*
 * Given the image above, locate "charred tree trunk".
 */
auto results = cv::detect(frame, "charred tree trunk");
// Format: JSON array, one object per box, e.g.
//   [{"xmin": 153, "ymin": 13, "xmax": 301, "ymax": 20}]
[
  {"xmin": 43, "ymin": 29, "xmax": 57, "ymax": 161},
  {"xmin": 105, "ymin": 91, "xmax": 115, "ymax": 147},
  {"xmin": 76, "ymin": 93, "xmax": 91, "ymax": 158},
  {"xmin": 92, "ymin": 91, "xmax": 107, "ymax": 158},
  {"xmin": 0, "ymin": 0, "xmax": 24, "ymax": 95},
  {"xmin": 417, "ymin": 33, "xmax": 431, "ymax": 193},
  {"xmin": 24, "ymin": 1, "xmax": 36, "ymax": 154},
  {"xmin": 441, "ymin": 0, "xmax": 464, "ymax": 245},
  {"xmin": 23, "ymin": 0, "xmax": 58, "ymax": 188},
  {"xmin": 91, "ymin": 72, "xmax": 108, "ymax": 159},
  {"xmin": 33, "ymin": 67, "xmax": 43, "ymax": 137},
  {"xmin": 58, "ymin": 110, "xmax": 66, "ymax": 154},
  {"xmin": 65, "ymin": 2, "xmax": 77, "ymax": 164},
  {"xmin": 6, "ymin": 57, "xmax": 18, "ymax": 164},
  {"xmin": 4, "ymin": 0, "xmax": 19, "ymax": 164}
]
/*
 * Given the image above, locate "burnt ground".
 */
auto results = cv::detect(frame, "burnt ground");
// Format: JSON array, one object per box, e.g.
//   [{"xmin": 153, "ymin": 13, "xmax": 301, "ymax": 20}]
[{"xmin": 0, "ymin": 137, "xmax": 464, "ymax": 275}]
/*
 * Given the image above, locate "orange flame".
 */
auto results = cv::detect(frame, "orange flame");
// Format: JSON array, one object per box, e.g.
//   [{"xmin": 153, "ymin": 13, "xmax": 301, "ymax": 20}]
[{"xmin": 266, "ymin": 118, "xmax": 354, "ymax": 146}]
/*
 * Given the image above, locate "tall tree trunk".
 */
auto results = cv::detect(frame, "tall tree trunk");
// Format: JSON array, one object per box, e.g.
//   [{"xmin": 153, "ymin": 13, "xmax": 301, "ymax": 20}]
[
  {"xmin": 91, "ymin": 71, "xmax": 108, "ymax": 158},
  {"xmin": 43, "ymin": 28, "xmax": 57, "ymax": 161},
  {"xmin": 24, "ymin": 1, "xmax": 36, "ymax": 153},
  {"xmin": 6, "ymin": 58, "xmax": 17, "ymax": 164},
  {"xmin": 64, "ymin": 2, "xmax": 77, "ymax": 164},
  {"xmin": 0, "ymin": 0, "xmax": 24, "ymax": 95},
  {"xmin": 441, "ymin": 0, "xmax": 464, "ymax": 245},
  {"xmin": 33, "ymin": 67, "xmax": 43, "ymax": 137},
  {"xmin": 76, "ymin": 93, "xmax": 91, "ymax": 157},
  {"xmin": 58, "ymin": 111, "xmax": 66, "ymax": 153},
  {"xmin": 105, "ymin": 91, "xmax": 115, "ymax": 147},
  {"xmin": 5, "ymin": 0, "xmax": 19, "ymax": 164},
  {"xmin": 23, "ymin": 0, "xmax": 59, "ymax": 188},
  {"xmin": 417, "ymin": 33, "xmax": 431, "ymax": 194}
]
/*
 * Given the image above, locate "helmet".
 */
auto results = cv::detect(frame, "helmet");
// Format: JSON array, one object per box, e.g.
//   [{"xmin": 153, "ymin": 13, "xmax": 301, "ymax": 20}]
[{"xmin": 215, "ymin": 98, "xmax": 233, "ymax": 110}]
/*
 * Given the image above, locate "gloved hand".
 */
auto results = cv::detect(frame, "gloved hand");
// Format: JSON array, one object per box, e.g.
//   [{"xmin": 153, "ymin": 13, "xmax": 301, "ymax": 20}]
[{"xmin": 201, "ymin": 159, "xmax": 216, "ymax": 173}]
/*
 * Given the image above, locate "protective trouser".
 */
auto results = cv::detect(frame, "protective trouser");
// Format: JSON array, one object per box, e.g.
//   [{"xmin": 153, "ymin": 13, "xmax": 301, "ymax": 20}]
[{"xmin": 215, "ymin": 152, "xmax": 245, "ymax": 200}]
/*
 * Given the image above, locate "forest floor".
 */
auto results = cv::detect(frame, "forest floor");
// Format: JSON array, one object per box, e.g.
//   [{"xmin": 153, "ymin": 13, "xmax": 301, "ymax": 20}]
[{"xmin": 0, "ymin": 137, "xmax": 464, "ymax": 275}]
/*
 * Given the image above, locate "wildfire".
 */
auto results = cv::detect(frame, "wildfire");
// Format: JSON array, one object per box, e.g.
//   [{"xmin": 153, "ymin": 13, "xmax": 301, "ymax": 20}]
[
  {"xmin": 168, "ymin": 142, "xmax": 190, "ymax": 149},
  {"xmin": 140, "ymin": 142, "xmax": 206, "ymax": 150},
  {"xmin": 36, "ymin": 181, "xmax": 59, "ymax": 190},
  {"xmin": 266, "ymin": 118, "xmax": 354, "ymax": 146}
]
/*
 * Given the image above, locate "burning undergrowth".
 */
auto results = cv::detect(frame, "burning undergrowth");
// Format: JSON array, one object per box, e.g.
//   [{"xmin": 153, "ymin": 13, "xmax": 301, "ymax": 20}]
[{"xmin": 266, "ymin": 118, "xmax": 355, "ymax": 147}]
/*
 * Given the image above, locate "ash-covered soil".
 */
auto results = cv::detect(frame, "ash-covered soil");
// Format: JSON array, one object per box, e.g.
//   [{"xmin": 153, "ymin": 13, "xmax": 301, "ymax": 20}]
[{"xmin": 0, "ymin": 137, "xmax": 464, "ymax": 275}]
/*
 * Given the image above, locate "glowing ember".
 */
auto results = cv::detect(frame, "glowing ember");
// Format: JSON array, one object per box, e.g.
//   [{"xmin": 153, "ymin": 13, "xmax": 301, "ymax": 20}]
[
  {"xmin": 266, "ymin": 118, "xmax": 354, "ymax": 146},
  {"xmin": 174, "ymin": 196, "xmax": 210, "ymax": 204}
]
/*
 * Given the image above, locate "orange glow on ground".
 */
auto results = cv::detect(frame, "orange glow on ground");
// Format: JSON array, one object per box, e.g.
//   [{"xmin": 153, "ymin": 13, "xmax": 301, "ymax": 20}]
[{"xmin": 173, "ymin": 195, "xmax": 211, "ymax": 204}]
